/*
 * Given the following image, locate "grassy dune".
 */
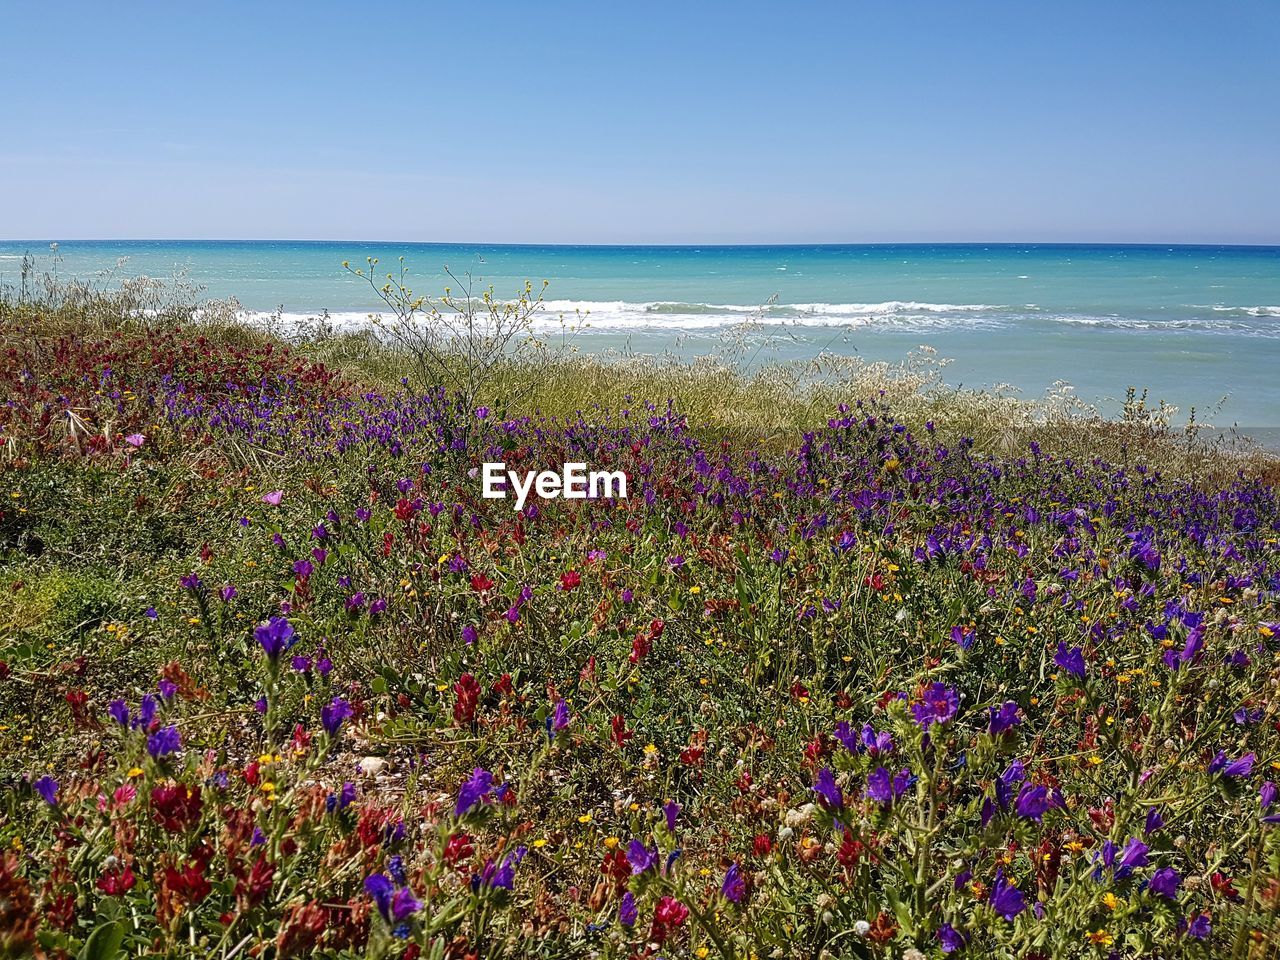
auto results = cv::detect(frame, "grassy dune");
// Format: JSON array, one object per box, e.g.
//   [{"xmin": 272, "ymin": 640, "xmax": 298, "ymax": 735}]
[{"xmin": 2, "ymin": 286, "xmax": 1279, "ymax": 958}]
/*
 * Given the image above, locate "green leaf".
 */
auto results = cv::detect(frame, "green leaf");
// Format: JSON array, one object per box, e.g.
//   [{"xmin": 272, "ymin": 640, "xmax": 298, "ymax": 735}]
[{"xmin": 78, "ymin": 921, "xmax": 124, "ymax": 960}]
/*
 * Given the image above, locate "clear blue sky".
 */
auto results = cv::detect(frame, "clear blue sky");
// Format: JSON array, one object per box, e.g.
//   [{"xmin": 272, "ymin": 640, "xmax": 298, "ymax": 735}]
[{"xmin": 3, "ymin": 0, "xmax": 1277, "ymax": 243}]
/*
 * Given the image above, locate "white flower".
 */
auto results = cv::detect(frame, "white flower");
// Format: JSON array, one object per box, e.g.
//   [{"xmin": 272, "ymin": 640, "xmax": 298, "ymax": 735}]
[{"xmin": 853, "ymin": 920, "xmax": 871, "ymax": 938}]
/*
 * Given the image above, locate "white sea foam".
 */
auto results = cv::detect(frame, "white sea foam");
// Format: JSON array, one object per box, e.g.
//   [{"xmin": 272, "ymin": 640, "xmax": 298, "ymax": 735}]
[
  {"xmin": 247, "ymin": 300, "xmax": 1010, "ymax": 334},
  {"xmin": 242, "ymin": 299, "xmax": 1280, "ymax": 338},
  {"xmin": 1208, "ymin": 305, "xmax": 1280, "ymax": 317}
]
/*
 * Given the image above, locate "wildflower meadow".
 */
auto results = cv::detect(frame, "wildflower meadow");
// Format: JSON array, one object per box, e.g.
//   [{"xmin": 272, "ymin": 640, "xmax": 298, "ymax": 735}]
[{"xmin": 2, "ymin": 308, "xmax": 1279, "ymax": 959}]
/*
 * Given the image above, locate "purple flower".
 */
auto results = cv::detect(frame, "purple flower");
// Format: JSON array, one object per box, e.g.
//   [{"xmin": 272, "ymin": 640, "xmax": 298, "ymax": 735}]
[
  {"xmin": 261, "ymin": 490, "xmax": 283, "ymax": 506},
  {"xmin": 321, "ymin": 697, "xmax": 353, "ymax": 737},
  {"xmin": 662, "ymin": 801, "xmax": 681, "ymax": 832},
  {"xmin": 1186, "ymin": 913, "xmax": 1211, "ymax": 940},
  {"xmin": 911, "ymin": 682, "xmax": 959, "ymax": 728},
  {"xmin": 219, "ymin": 584, "xmax": 237, "ymax": 603},
  {"xmin": 134, "ymin": 693, "xmax": 158, "ymax": 730},
  {"xmin": 475, "ymin": 846, "xmax": 526, "ymax": 890},
  {"xmin": 721, "ymin": 863, "xmax": 745, "ymax": 903},
  {"xmin": 107, "ymin": 698, "xmax": 129, "ymax": 727},
  {"xmin": 391, "ymin": 886, "xmax": 422, "ymax": 921},
  {"xmin": 619, "ymin": 891, "xmax": 637, "ymax": 927},
  {"xmin": 1148, "ymin": 867, "xmax": 1181, "ymax": 899},
  {"xmin": 1014, "ymin": 782, "xmax": 1060, "ymax": 822},
  {"xmin": 865, "ymin": 766, "xmax": 911, "ymax": 806},
  {"xmin": 364, "ymin": 873, "xmax": 395, "ymax": 920},
  {"xmin": 988, "ymin": 869, "xmax": 1026, "ymax": 920},
  {"xmin": 254, "ymin": 616, "xmax": 297, "ymax": 661},
  {"xmin": 1261, "ymin": 781, "xmax": 1277, "ymax": 811},
  {"xmin": 34, "ymin": 775, "xmax": 58, "ymax": 806},
  {"xmin": 179, "ymin": 572, "xmax": 202, "ymax": 591},
  {"xmin": 951, "ymin": 625, "xmax": 976, "ymax": 651},
  {"xmin": 455, "ymin": 767, "xmax": 495, "ymax": 816},
  {"xmin": 988, "ymin": 701, "xmax": 1022, "ymax": 735},
  {"xmin": 627, "ymin": 839, "xmax": 657, "ymax": 874},
  {"xmin": 1054, "ymin": 641, "xmax": 1086, "ymax": 679},
  {"xmin": 552, "ymin": 698, "xmax": 570, "ymax": 731},
  {"xmin": 462, "ymin": 624, "xmax": 478, "ymax": 645},
  {"xmin": 1115, "ymin": 837, "xmax": 1149, "ymax": 879},
  {"xmin": 813, "ymin": 767, "xmax": 844, "ymax": 810},
  {"xmin": 327, "ymin": 781, "xmax": 357, "ymax": 813},
  {"xmin": 124, "ymin": 433, "xmax": 145, "ymax": 448},
  {"xmin": 938, "ymin": 922, "xmax": 967, "ymax": 953},
  {"xmin": 1163, "ymin": 627, "xmax": 1204, "ymax": 671},
  {"xmin": 146, "ymin": 724, "xmax": 181, "ymax": 758},
  {"xmin": 158, "ymin": 679, "xmax": 177, "ymax": 700},
  {"xmin": 1208, "ymin": 751, "xmax": 1255, "ymax": 778},
  {"xmin": 861, "ymin": 723, "xmax": 894, "ymax": 755},
  {"xmin": 1144, "ymin": 807, "xmax": 1165, "ymax": 835}
]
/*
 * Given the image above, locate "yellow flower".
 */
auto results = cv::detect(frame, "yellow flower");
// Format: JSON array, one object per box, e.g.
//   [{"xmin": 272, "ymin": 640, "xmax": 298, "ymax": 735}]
[
  {"xmin": 1102, "ymin": 892, "xmax": 1119, "ymax": 910},
  {"xmin": 689, "ymin": 585, "xmax": 701, "ymax": 595},
  {"xmin": 577, "ymin": 813, "xmax": 592, "ymax": 824},
  {"xmin": 603, "ymin": 836, "xmax": 619, "ymax": 849},
  {"xmin": 532, "ymin": 838, "xmax": 549, "ymax": 848},
  {"xmin": 127, "ymin": 767, "xmax": 144, "ymax": 778},
  {"xmin": 1085, "ymin": 929, "xmax": 1114, "ymax": 946}
]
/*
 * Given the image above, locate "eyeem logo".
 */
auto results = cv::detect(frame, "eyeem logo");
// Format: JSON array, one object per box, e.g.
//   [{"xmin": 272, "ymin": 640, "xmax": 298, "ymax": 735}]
[{"xmin": 481, "ymin": 462, "xmax": 627, "ymax": 511}]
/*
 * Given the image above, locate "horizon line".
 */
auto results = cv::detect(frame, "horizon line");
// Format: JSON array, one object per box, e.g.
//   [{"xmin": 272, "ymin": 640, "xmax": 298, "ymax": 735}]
[{"xmin": 3, "ymin": 238, "xmax": 1280, "ymax": 250}]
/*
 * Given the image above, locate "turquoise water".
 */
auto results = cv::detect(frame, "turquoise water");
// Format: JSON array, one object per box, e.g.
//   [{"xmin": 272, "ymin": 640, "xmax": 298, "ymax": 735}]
[{"xmin": 3, "ymin": 240, "xmax": 1279, "ymax": 427}]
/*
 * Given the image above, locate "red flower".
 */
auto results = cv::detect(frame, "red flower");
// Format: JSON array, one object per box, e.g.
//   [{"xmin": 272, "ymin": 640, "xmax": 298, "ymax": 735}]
[
  {"xmin": 679, "ymin": 745, "xmax": 705, "ymax": 766},
  {"xmin": 559, "ymin": 570, "xmax": 581, "ymax": 591},
  {"xmin": 150, "ymin": 783, "xmax": 203, "ymax": 833},
  {"xmin": 752, "ymin": 834, "xmax": 773, "ymax": 857},
  {"xmin": 453, "ymin": 673, "xmax": 481, "ymax": 726},
  {"xmin": 164, "ymin": 861, "xmax": 211, "ymax": 904},
  {"xmin": 651, "ymin": 895, "xmax": 689, "ymax": 944},
  {"xmin": 235, "ymin": 855, "xmax": 274, "ymax": 907},
  {"xmin": 629, "ymin": 631, "xmax": 651, "ymax": 664},
  {"xmin": 96, "ymin": 864, "xmax": 136, "ymax": 895},
  {"xmin": 443, "ymin": 832, "xmax": 474, "ymax": 867},
  {"xmin": 601, "ymin": 849, "xmax": 630, "ymax": 886},
  {"xmin": 276, "ymin": 901, "xmax": 328, "ymax": 958},
  {"xmin": 470, "ymin": 574, "xmax": 494, "ymax": 593},
  {"xmin": 492, "ymin": 673, "xmax": 514, "ymax": 698},
  {"xmin": 610, "ymin": 715, "xmax": 634, "ymax": 747}
]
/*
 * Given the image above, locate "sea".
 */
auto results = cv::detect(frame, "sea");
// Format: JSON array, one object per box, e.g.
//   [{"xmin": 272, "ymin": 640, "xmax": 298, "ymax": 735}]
[{"xmin": 3, "ymin": 240, "xmax": 1278, "ymax": 435}]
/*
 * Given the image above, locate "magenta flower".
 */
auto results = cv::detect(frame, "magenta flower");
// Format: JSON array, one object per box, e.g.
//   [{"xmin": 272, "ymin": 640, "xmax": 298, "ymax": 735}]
[
  {"xmin": 261, "ymin": 490, "xmax": 284, "ymax": 505},
  {"xmin": 124, "ymin": 433, "xmax": 145, "ymax": 448}
]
